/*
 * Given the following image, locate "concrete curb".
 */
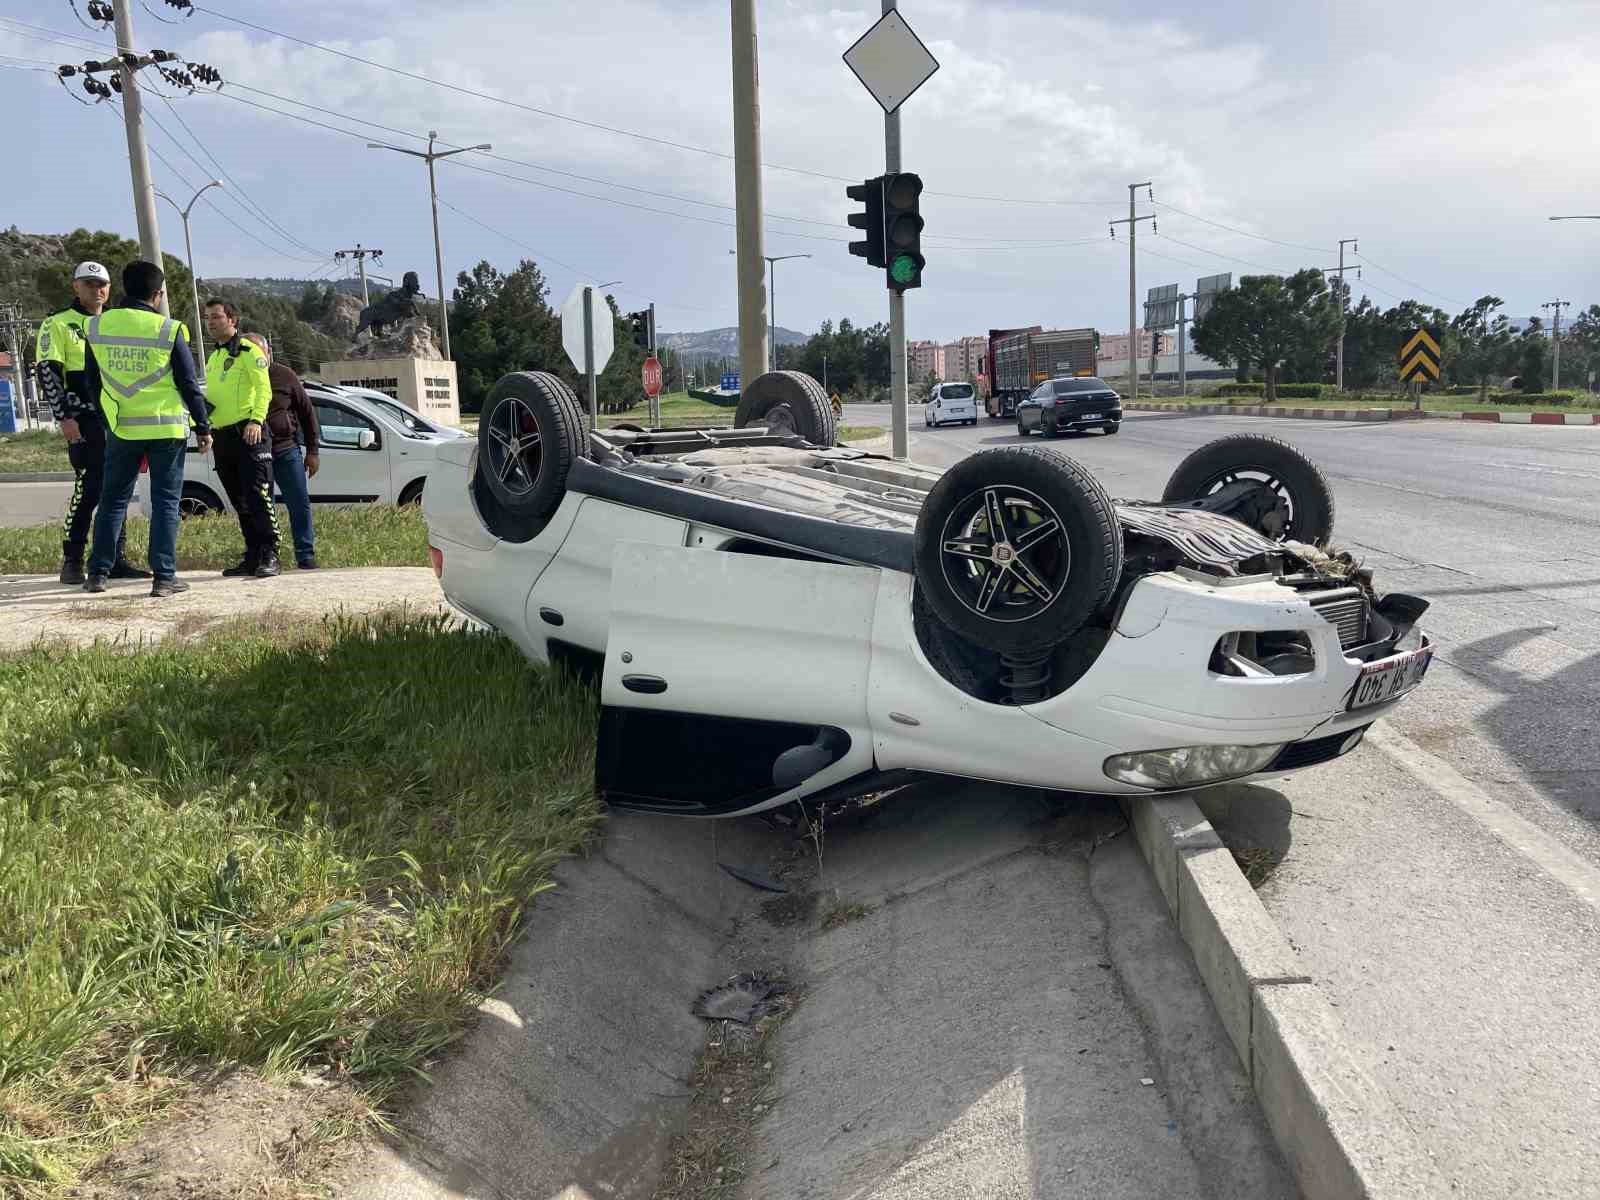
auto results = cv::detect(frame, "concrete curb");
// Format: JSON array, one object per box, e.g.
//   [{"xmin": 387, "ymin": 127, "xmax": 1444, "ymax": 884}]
[
  {"xmin": 1121, "ymin": 795, "xmax": 1442, "ymax": 1199},
  {"xmin": 0, "ymin": 471, "xmax": 73, "ymax": 483},
  {"xmin": 1127, "ymin": 401, "xmax": 1600, "ymax": 426}
]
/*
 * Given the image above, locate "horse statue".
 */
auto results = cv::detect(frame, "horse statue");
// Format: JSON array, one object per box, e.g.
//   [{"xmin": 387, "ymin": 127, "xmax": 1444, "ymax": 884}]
[{"xmin": 354, "ymin": 271, "xmax": 424, "ymax": 339}]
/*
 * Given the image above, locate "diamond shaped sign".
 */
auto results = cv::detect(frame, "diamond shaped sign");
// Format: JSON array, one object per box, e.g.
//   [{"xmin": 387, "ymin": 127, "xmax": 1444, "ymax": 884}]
[
  {"xmin": 561, "ymin": 283, "xmax": 614, "ymax": 375},
  {"xmin": 843, "ymin": 11, "xmax": 939, "ymax": 115}
]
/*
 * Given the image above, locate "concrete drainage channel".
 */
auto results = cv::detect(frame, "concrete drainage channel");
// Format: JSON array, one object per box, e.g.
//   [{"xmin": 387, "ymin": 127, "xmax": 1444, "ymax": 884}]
[{"xmin": 336, "ymin": 780, "xmax": 1426, "ymax": 1199}]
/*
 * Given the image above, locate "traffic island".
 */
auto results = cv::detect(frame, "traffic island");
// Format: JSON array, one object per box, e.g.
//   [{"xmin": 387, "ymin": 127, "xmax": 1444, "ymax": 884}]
[{"xmin": 1127, "ymin": 401, "xmax": 1600, "ymax": 425}]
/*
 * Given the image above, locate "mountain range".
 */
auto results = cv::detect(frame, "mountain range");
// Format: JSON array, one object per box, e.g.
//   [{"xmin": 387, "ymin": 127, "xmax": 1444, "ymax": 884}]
[{"xmin": 659, "ymin": 325, "xmax": 807, "ymax": 364}]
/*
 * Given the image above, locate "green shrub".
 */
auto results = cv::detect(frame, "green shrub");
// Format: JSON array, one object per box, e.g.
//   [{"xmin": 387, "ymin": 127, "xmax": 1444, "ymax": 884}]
[
  {"xmin": 1213, "ymin": 382, "xmax": 1324, "ymax": 400},
  {"xmin": 1488, "ymin": 390, "xmax": 1578, "ymax": 406}
]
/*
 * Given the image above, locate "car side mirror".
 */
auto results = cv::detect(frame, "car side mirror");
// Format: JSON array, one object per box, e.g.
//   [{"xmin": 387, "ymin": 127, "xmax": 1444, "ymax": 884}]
[{"xmin": 358, "ymin": 429, "xmax": 377, "ymax": 450}]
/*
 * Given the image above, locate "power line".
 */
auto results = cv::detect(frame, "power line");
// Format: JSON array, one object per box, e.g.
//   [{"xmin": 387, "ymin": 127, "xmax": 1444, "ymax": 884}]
[
  {"xmin": 1152, "ymin": 201, "xmax": 1331, "ymax": 254},
  {"xmin": 186, "ymin": 3, "xmax": 1123, "ymax": 208},
  {"xmin": 153, "ymin": 90, "xmax": 328, "ymax": 258},
  {"xmin": 1353, "ymin": 252, "xmax": 1467, "ymax": 307},
  {"xmin": 1153, "ymin": 232, "xmax": 1296, "ymax": 274}
]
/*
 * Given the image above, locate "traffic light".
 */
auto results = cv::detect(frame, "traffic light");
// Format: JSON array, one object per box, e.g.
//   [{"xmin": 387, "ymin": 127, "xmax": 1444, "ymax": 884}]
[
  {"xmin": 882, "ymin": 172, "xmax": 924, "ymax": 292},
  {"xmin": 627, "ymin": 310, "xmax": 650, "ymax": 350},
  {"xmin": 847, "ymin": 176, "xmax": 885, "ymax": 269}
]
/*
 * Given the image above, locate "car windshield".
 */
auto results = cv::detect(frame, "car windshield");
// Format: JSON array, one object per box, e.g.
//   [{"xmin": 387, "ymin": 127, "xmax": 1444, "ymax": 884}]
[
  {"xmin": 1054, "ymin": 378, "xmax": 1111, "ymax": 395},
  {"xmin": 363, "ymin": 394, "xmax": 440, "ymax": 439},
  {"xmin": 940, "ymin": 384, "xmax": 974, "ymax": 399}
]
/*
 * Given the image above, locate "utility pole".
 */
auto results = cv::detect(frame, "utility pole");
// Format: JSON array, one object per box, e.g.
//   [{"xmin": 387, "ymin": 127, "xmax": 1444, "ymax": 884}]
[
  {"xmin": 112, "ymin": 2, "xmax": 166, "ymax": 314},
  {"xmin": 367, "ymin": 134, "xmax": 492, "ymax": 360},
  {"xmin": 1543, "ymin": 298, "xmax": 1571, "ymax": 390},
  {"xmin": 1176, "ymin": 292, "xmax": 1190, "ymax": 396},
  {"xmin": 1110, "ymin": 183, "xmax": 1154, "ymax": 398},
  {"xmin": 731, "ymin": 0, "xmax": 769, "ymax": 391},
  {"xmin": 1333, "ymin": 238, "xmax": 1358, "ymax": 389},
  {"xmin": 335, "ymin": 244, "xmax": 384, "ymax": 307}
]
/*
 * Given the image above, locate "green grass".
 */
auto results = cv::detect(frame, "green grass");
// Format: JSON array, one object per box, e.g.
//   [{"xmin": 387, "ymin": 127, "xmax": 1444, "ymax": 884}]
[
  {"xmin": 837, "ymin": 426, "xmax": 884, "ymax": 443},
  {"xmin": 0, "ymin": 612, "xmax": 603, "ymax": 1192},
  {"xmin": 0, "ymin": 504, "xmax": 429, "ymax": 575},
  {"xmin": 1154, "ymin": 392, "xmax": 1600, "ymax": 414},
  {"xmin": 0, "ymin": 431, "xmax": 70, "ymax": 476}
]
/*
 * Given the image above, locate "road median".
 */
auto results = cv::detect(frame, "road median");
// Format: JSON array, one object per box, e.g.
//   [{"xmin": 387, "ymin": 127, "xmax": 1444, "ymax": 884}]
[{"xmin": 1127, "ymin": 401, "xmax": 1600, "ymax": 425}]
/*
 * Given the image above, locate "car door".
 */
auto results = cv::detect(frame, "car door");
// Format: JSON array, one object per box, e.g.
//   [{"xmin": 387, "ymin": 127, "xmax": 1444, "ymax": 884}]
[
  {"xmin": 596, "ymin": 542, "xmax": 882, "ymax": 816},
  {"xmin": 310, "ymin": 400, "xmax": 392, "ymax": 503}
]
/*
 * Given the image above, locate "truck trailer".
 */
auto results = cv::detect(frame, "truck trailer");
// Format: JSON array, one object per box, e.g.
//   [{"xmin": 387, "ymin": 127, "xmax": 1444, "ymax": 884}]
[{"xmin": 982, "ymin": 326, "xmax": 1099, "ymax": 418}]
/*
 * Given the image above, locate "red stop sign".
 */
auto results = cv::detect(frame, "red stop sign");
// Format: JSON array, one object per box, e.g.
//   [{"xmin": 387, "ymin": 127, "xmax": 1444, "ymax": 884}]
[{"xmin": 642, "ymin": 356, "xmax": 663, "ymax": 397}]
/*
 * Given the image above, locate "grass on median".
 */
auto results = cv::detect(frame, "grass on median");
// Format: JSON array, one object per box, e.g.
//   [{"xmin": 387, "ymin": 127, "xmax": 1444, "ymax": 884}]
[
  {"xmin": 0, "ymin": 432, "xmax": 70, "ymax": 477},
  {"xmin": 0, "ymin": 503, "xmax": 429, "ymax": 576},
  {"xmin": 0, "ymin": 611, "xmax": 603, "ymax": 1192},
  {"xmin": 1168, "ymin": 391, "xmax": 1600, "ymax": 414}
]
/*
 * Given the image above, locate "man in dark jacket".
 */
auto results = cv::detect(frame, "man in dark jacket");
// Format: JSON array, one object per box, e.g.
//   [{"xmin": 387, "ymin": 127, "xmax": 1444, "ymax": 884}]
[{"xmin": 253, "ymin": 334, "xmax": 321, "ymax": 570}]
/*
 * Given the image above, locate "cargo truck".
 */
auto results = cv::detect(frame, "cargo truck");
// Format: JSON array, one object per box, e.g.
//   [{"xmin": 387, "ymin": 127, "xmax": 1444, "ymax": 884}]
[{"xmin": 982, "ymin": 326, "xmax": 1099, "ymax": 418}]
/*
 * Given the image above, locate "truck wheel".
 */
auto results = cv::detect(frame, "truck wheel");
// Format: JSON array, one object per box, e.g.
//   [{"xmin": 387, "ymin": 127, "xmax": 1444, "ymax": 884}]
[
  {"xmin": 734, "ymin": 370, "xmax": 836, "ymax": 446},
  {"xmin": 1161, "ymin": 434, "xmax": 1334, "ymax": 544},
  {"xmin": 476, "ymin": 371, "xmax": 588, "ymax": 535},
  {"xmin": 913, "ymin": 447, "xmax": 1123, "ymax": 655}
]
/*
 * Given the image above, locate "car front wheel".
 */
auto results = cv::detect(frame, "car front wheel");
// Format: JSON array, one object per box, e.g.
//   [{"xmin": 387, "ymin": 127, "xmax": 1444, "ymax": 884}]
[
  {"xmin": 1161, "ymin": 433, "xmax": 1334, "ymax": 543},
  {"xmin": 913, "ymin": 447, "xmax": 1123, "ymax": 655}
]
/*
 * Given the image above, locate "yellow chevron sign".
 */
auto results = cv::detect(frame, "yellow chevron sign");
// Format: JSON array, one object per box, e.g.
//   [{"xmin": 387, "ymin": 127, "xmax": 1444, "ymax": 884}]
[{"xmin": 1399, "ymin": 327, "xmax": 1441, "ymax": 382}]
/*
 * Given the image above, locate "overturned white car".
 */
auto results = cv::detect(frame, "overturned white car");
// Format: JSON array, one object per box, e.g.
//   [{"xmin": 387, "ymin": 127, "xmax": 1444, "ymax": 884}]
[{"xmin": 424, "ymin": 370, "xmax": 1432, "ymax": 816}]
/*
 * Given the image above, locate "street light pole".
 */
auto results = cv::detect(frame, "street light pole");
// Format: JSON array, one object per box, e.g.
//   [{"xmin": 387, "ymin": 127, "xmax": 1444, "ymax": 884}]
[
  {"xmin": 156, "ymin": 179, "xmax": 224, "ymax": 360},
  {"xmin": 729, "ymin": 250, "xmax": 809, "ymax": 373},
  {"xmin": 1549, "ymin": 215, "xmax": 1600, "ymax": 221},
  {"xmin": 367, "ymin": 133, "xmax": 493, "ymax": 360}
]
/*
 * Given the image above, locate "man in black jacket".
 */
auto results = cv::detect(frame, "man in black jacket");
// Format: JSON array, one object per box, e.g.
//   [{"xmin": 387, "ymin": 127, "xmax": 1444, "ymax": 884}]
[{"xmin": 254, "ymin": 335, "xmax": 322, "ymax": 569}]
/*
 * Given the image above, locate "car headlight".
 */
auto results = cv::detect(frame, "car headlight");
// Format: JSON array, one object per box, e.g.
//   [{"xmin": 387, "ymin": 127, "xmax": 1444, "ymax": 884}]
[{"xmin": 1103, "ymin": 742, "xmax": 1286, "ymax": 790}]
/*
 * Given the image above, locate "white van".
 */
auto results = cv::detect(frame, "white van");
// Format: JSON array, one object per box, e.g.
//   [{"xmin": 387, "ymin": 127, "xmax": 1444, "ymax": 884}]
[{"xmin": 924, "ymin": 381, "xmax": 979, "ymax": 427}]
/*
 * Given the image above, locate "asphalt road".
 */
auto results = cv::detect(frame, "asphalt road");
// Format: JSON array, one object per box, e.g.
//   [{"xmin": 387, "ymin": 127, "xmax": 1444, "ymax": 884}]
[{"xmin": 849, "ymin": 404, "xmax": 1600, "ymax": 1196}]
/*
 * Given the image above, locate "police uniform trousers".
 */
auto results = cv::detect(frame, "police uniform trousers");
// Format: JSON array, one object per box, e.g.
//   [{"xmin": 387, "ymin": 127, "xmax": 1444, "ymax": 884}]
[{"xmin": 212, "ymin": 421, "xmax": 282, "ymax": 561}]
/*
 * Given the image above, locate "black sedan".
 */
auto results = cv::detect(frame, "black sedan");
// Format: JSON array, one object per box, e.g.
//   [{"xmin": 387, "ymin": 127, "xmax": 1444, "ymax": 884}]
[{"xmin": 1016, "ymin": 377, "xmax": 1123, "ymax": 437}]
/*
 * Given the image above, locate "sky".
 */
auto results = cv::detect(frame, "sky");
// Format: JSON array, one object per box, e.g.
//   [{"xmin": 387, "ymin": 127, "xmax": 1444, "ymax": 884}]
[{"xmin": 4, "ymin": 0, "xmax": 1598, "ymax": 343}]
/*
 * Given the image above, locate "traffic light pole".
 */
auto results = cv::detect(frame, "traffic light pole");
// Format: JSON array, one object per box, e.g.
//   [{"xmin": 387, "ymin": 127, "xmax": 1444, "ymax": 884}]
[{"xmin": 885, "ymin": 1, "xmax": 907, "ymax": 460}]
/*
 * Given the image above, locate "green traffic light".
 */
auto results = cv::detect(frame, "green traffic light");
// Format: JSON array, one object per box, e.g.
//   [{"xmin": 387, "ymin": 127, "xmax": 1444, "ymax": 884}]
[{"xmin": 890, "ymin": 253, "xmax": 919, "ymax": 284}]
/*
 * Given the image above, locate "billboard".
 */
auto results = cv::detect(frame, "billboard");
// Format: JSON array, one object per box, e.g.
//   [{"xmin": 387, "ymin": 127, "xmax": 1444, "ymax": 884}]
[
  {"xmin": 1193, "ymin": 273, "xmax": 1232, "ymax": 322},
  {"xmin": 1144, "ymin": 283, "xmax": 1179, "ymax": 330}
]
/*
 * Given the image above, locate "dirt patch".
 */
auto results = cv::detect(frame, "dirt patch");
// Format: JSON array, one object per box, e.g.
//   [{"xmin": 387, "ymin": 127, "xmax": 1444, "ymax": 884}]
[
  {"xmin": 1228, "ymin": 845, "xmax": 1284, "ymax": 889},
  {"xmin": 817, "ymin": 894, "xmax": 876, "ymax": 931},
  {"xmin": 72, "ymin": 1069, "xmax": 374, "ymax": 1200},
  {"xmin": 651, "ymin": 988, "xmax": 798, "ymax": 1200},
  {"xmin": 758, "ymin": 891, "xmax": 819, "ymax": 928}
]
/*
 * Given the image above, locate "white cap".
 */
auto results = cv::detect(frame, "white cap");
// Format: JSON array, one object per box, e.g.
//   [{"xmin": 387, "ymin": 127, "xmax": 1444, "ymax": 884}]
[{"xmin": 73, "ymin": 261, "xmax": 111, "ymax": 283}]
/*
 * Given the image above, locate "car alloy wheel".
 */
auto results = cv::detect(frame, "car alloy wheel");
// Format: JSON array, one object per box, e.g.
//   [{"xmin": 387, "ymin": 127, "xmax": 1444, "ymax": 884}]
[
  {"xmin": 485, "ymin": 395, "xmax": 543, "ymax": 497},
  {"xmin": 938, "ymin": 484, "xmax": 1071, "ymax": 622}
]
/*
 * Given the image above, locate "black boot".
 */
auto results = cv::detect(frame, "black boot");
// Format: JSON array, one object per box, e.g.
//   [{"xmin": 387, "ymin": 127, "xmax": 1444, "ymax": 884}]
[
  {"xmin": 59, "ymin": 543, "xmax": 85, "ymax": 586},
  {"xmin": 222, "ymin": 554, "xmax": 257, "ymax": 578},
  {"xmin": 253, "ymin": 553, "xmax": 282, "ymax": 578},
  {"xmin": 109, "ymin": 558, "xmax": 152, "ymax": 580}
]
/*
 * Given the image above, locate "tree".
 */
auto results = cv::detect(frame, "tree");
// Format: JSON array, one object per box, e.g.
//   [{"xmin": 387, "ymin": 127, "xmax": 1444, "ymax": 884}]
[
  {"xmin": 1516, "ymin": 319, "xmax": 1548, "ymax": 393},
  {"xmin": 1191, "ymin": 269, "xmax": 1341, "ymax": 401},
  {"xmin": 33, "ymin": 228, "xmax": 194, "ymax": 327},
  {"xmin": 1449, "ymin": 296, "xmax": 1516, "ymax": 399}
]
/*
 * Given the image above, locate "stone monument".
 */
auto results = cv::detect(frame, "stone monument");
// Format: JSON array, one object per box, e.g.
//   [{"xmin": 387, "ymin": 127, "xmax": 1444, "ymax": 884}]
[{"xmin": 316, "ymin": 271, "xmax": 460, "ymax": 424}]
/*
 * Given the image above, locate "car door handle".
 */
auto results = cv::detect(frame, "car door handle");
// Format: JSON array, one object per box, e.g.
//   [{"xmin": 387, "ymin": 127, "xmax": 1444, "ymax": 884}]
[{"xmin": 622, "ymin": 674, "xmax": 667, "ymax": 695}]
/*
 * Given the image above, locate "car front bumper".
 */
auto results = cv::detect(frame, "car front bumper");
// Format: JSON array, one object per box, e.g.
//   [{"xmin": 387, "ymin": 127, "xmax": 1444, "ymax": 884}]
[{"xmin": 867, "ymin": 571, "xmax": 1425, "ymax": 796}]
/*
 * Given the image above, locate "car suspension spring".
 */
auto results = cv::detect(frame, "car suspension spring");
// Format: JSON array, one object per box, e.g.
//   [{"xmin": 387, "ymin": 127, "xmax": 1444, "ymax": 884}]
[{"xmin": 1000, "ymin": 649, "xmax": 1053, "ymax": 705}]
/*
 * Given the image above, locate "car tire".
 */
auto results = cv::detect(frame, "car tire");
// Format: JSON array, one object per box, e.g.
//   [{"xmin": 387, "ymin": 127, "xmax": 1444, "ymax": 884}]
[
  {"xmin": 734, "ymin": 370, "xmax": 836, "ymax": 446},
  {"xmin": 1016, "ymin": 422, "xmax": 1028, "ymax": 437},
  {"xmin": 1105, "ymin": 422, "xmax": 1120, "ymax": 435},
  {"xmin": 179, "ymin": 483, "xmax": 223, "ymax": 519},
  {"xmin": 398, "ymin": 478, "xmax": 426, "ymax": 506},
  {"xmin": 1161, "ymin": 433, "xmax": 1334, "ymax": 544},
  {"xmin": 913, "ymin": 446, "xmax": 1123, "ymax": 656},
  {"xmin": 476, "ymin": 371, "xmax": 588, "ymax": 534}
]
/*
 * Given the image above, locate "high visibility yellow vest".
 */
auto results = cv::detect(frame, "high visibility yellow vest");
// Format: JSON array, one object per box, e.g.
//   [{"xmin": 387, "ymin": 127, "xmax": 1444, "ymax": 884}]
[
  {"xmin": 84, "ymin": 308, "xmax": 188, "ymax": 439},
  {"xmin": 36, "ymin": 307, "xmax": 90, "ymax": 374},
  {"xmin": 205, "ymin": 336, "xmax": 271, "ymax": 428}
]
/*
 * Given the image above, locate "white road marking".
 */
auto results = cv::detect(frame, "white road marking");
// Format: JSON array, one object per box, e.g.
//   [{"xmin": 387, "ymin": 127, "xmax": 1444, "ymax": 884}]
[{"xmin": 1366, "ymin": 722, "xmax": 1600, "ymax": 915}]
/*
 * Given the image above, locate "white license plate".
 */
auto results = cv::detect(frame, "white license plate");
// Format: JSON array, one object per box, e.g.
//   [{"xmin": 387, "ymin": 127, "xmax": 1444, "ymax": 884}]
[
  {"xmin": 1348, "ymin": 645, "xmax": 1432, "ymax": 710},
  {"xmin": 1079, "ymin": 413, "xmax": 1102, "ymax": 421}
]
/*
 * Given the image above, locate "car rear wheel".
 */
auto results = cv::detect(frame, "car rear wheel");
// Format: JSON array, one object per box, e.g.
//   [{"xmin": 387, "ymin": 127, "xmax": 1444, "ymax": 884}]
[
  {"xmin": 734, "ymin": 370, "xmax": 836, "ymax": 446},
  {"xmin": 913, "ymin": 447, "xmax": 1123, "ymax": 655},
  {"xmin": 476, "ymin": 371, "xmax": 588, "ymax": 535},
  {"xmin": 1161, "ymin": 433, "xmax": 1334, "ymax": 544},
  {"xmin": 1105, "ymin": 422, "xmax": 1120, "ymax": 435}
]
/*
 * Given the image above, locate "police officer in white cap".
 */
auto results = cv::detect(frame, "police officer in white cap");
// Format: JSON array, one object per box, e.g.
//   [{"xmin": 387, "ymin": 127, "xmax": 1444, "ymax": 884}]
[{"xmin": 35, "ymin": 261, "xmax": 148, "ymax": 583}]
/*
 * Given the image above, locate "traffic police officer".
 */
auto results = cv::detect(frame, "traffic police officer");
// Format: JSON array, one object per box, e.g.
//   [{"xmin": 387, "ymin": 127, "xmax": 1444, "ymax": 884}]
[
  {"xmin": 35, "ymin": 261, "xmax": 147, "ymax": 583},
  {"xmin": 202, "ymin": 298, "xmax": 281, "ymax": 577},
  {"xmin": 80, "ymin": 260, "xmax": 213, "ymax": 597}
]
